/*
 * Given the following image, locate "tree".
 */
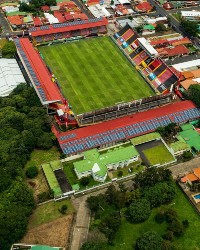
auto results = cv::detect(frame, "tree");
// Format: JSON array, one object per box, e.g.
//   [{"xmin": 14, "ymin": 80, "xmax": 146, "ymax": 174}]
[
  {"xmin": 87, "ymin": 194, "xmax": 107, "ymax": 213},
  {"xmin": 134, "ymin": 168, "xmax": 172, "ymax": 188},
  {"xmin": 184, "ymin": 84, "xmax": 200, "ymax": 107},
  {"xmin": 2, "ymin": 41, "xmax": 16, "ymax": 58},
  {"xmin": 155, "ymin": 23, "xmax": 166, "ymax": 33},
  {"xmin": 80, "ymin": 242, "xmax": 106, "ymax": 250},
  {"xmin": 168, "ymin": 219, "xmax": 184, "ymax": 237},
  {"xmin": 182, "ymin": 151, "xmax": 193, "ymax": 161},
  {"xmin": 143, "ymin": 182, "xmax": 176, "ymax": 208},
  {"xmin": 80, "ymin": 176, "xmax": 90, "ymax": 186},
  {"xmin": 117, "ymin": 170, "xmax": 123, "ymax": 177},
  {"xmin": 99, "ymin": 213, "xmax": 121, "ymax": 244},
  {"xmin": 26, "ymin": 166, "xmax": 38, "ymax": 178},
  {"xmin": 135, "ymin": 231, "xmax": 163, "ymax": 250},
  {"xmin": 135, "ymin": 25, "xmax": 143, "ymax": 34},
  {"xmin": 126, "ymin": 199, "xmax": 151, "ymax": 223},
  {"xmin": 181, "ymin": 20, "xmax": 199, "ymax": 37},
  {"xmin": 59, "ymin": 204, "xmax": 68, "ymax": 214}
]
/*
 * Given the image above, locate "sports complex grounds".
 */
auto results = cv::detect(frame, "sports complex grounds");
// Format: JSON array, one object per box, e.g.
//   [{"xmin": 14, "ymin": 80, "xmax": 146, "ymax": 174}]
[{"xmin": 39, "ymin": 37, "xmax": 154, "ymax": 115}]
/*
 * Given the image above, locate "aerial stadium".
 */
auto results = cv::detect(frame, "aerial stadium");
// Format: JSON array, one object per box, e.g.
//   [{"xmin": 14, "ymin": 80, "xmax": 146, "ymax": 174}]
[{"xmin": 14, "ymin": 18, "xmax": 200, "ymax": 156}]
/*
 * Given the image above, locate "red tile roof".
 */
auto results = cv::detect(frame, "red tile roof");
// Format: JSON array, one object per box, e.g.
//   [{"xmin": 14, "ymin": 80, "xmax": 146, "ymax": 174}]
[
  {"xmin": 33, "ymin": 17, "xmax": 42, "ymax": 26},
  {"xmin": 53, "ymin": 11, "xmax": 66, "ymax": 23},
  {"xmin": 158, "ymin": 45, "xmax": 190, "ymax": 57},
  {"xmin": 135, "ymin": 2, "xmax": 153, "ymax": 12},
  {"xmin": 57, "ymin": 100, "xmax": 196, "ymax": 144},
  {"xmin": 30, "ymin": 18, "xmax": 108, "ymax": 37},
  {"xmin": 7, "ymin": 15, "xmax": 23, "ymax": 26},
  {"xmin": 19, "ymin": 38, "xmax": 63, "ymax": 102},
  {"xmin": 150, "ymin": 39, "xmax": 169, "ymax": 46},
  {"xmin": 41, "ymin": 5, "xmax": 50, "ymax": 11},
  {"xmin": 185, "ymin": 173, "xmax": 198, "ymax": 182}
]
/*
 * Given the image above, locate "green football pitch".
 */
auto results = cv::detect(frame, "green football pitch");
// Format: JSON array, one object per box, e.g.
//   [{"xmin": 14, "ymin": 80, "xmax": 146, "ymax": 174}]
[{"xmin": 39, "ymin": 37, "xmax": 154, "ymax": 114}]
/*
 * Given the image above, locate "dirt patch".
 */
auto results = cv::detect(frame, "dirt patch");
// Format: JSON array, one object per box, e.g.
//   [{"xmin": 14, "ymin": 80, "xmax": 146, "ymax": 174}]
[
  {"xmin": 26, "ymin": 169, "xmax": 49, "ymax": 201},
  {"xmin": 21, "ymin": 214, "xmax": 74, "ymax": 248}
]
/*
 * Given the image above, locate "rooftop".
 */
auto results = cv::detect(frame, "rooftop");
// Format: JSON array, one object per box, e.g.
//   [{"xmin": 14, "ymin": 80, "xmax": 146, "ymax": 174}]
[
  {"xmin": 0, "ymin": 58, "xmax": 26, "ymax": 97},
  {"xmin": 179, "ymin": 125, "xmax": 200, "ymax": 151},
  {"xmin": 170, "ymin": 140, "xmax": 190, "ymax": 153},
  {"xmin": 131, "ymin": 132, "xmax": 161, "ymax": 146},
  {"xmin": 74, "ymin": 145, "xmax": 139, "ymax": 177}
]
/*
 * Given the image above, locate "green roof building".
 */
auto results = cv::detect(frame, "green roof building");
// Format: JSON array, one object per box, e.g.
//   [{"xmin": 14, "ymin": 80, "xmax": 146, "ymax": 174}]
[
  {"xmin": 74, "ymin": 145, "xmax": 139, "ymax": 182},
  {"xmin": 178, "ymin": 124, "xmax": 200, "ymax": 152}
]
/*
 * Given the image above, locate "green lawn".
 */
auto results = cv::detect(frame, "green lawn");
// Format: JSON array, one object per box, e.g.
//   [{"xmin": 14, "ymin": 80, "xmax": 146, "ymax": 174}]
[
  {"xmin": 112, "ymin": 162, "xmax": 144, "ymax": 178},
  {"xmin": 107, "ymin": 184, "xmax": 200, "ymax": 250},
  {"xmin": 39, "ymin": 37, "xmax": 154, "ymax": 114},
  {"xmin": 143, "ymin": 144, "xmax": 175, "ymax": 166},
  {"xmin": 63, "ymin": 161, "xmax": 101, "ymax": 189},
  {"xmin": 28, "ymin": 199, "xmax": 75, "ymax": 229},
  {"xmin": 25, "ymin": 147, "xmax": 61, "ymax": 171}
]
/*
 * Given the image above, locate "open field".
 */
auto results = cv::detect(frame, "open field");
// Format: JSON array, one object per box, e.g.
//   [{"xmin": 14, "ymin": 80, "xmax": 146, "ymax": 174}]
[
  {"xmin": 22, "ymin": 214, "xmax": 74, "ymax": 248},
  {"xmin": 28, "ymin": 199, "xmax": 75, "ymax": 228},
  {"xmin": 143, "ymin": 144, "xmax": 175, "ymax": 166},
  {"xmin": 39, "ymin": 37, "xmax": 154, "ymax": 114},
  {"xmin": 107, "ymin": 184, "xmax": 200, "ymax": 250},
  {"xmin": 24, "ymin": 147, "xmax": 61, "ymax": 199}
]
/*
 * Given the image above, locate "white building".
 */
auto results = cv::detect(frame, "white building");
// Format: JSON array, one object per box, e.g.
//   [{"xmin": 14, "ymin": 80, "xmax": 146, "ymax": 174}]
[{"xmin": 0, "ymin": 59, "xmax": 26, "ymax": 97}]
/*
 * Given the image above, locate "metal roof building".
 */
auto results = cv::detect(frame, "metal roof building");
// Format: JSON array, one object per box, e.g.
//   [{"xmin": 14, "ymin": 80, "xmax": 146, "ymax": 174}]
[{"xmin": 0, "ymin": 58, "xmax": 26, "ymax": 97}]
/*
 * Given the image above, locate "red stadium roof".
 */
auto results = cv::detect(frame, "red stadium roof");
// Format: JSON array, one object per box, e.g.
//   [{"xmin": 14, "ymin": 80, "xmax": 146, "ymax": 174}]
[
  {"xmin": 19, "ymin": 38, "xmax": 63, "ymax": 102},
  {"xmin": 57, "ymin": 100, "xmax": 196, "ymax": 144},
  {"xmin": 30, "ymin": 18, "xmax": 108, "ymax": 37}
]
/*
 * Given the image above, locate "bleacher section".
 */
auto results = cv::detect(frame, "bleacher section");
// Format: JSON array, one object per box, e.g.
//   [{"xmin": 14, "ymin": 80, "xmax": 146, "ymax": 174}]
[
  {"xmin": 55, "ymin": 101, "xmax": 200, "ymax": 155},
  {"xmin": 113, "ymin": 25, "xmax": 178, "ymax": 93},
  {"xmin": 14, "ymin": 38, "xmax": 62, "ymax": 104},
  {"xmin": 30, "ymin": 17, "xmax": 108, "ymax": 43}
]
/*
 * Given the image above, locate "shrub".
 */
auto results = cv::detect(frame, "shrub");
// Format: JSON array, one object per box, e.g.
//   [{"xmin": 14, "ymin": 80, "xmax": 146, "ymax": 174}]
[
  {"xmin": 182, "ymin": 219, "xmax": 189, "ymax": 228},
  {"xmin": 155, "ymin": 209, "xmax": 165, "ymax": 223},
  {"xmin": 80, "ymin": 176, "xmax": 90, "ymax": 186},
  {"xmin": 117, "ymin": 170, "xmax": 123, "ymax": 177},
  {"xmin": 136, "ymin": 231, "xmax": 163, "ymax": 250},
  {"xmin": 59, "ymin": 204, "xmax": 68, "ymax": 214},
  {"xmin": 26, "ymin": 166, "xmax": 38, "ymax": 178},
  {"xmin": 182, "ymin": 151, "xmax": 193, "ymax": 161},
  {"xmin": 163, "ymin": 231, "xmax": 174, "ymax": 241},
  {"xmin": 127, "ymin": 199, "xmax": 151, "ymax": 223}
]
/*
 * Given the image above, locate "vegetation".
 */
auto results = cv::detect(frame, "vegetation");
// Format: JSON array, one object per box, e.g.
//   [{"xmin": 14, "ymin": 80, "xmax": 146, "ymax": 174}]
[
  {"xmin": 182, "ymin": 151, "xmax": 193, "ymax": 161},
  {"xmin": 135, "ymin": 231, "xmax": 163, "ymax": 250},
  {"xmin": 80, "ymin": 176, "xmax": 90, "ymax": 186},
  {"xmin": 85, "ymin": 168, "xmax": 183, "ymax": 248},
  {"xmin": 143, "ymin": 144, "xmax": 175, "ymax": 166},
  {"xmin": 2, "ymin": 41, "xmax": 16, "ymax": 58},
  {"xmin": 155, "ymin": 23, "xmax": 167, "ymax": 33},
  {"xmin": 28, "ymin": 199, "xmax": 74, "ymax": 228},
  {"xmin": 26, "ymin": 166, "xmax": 38, "ymax": 178},
  {"xmin": 19, "ymin": 0, "xmax": 56, "ymax": 12},
  {"xmin": 184, "ymin": 84, "xmax": 200, "ymax": 107},
  {"xmin": 126, "ymin": 199, "xmax": 151, "ymax": 223},
  {"xmin": 39, "ymin": 37, "xmax": 154, "ymax": 114},
  {"xmin": 181, "ymin": 20, "xmax": 199, "ymax": 37},
  {"xmin": 0, "ymin": 84, "xmax": 55, "ymax": 249},
  {"xmin": 156, "ymin": 123, "xmax": 179, "ymax": 140}
]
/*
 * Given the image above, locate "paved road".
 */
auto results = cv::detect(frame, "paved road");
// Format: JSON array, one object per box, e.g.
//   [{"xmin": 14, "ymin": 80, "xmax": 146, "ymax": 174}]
[
  {"xmin": 169, "ymin": 157, "xmax": 200, "ymax": 178},
  {"xmin": 0, "ymin": 11, "xmax": 12, "ymax": 37}
]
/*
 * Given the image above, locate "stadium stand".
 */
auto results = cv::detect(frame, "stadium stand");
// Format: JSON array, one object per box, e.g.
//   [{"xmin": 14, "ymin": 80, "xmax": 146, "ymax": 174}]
[
  {"xmin": 14, "ymin": 38, "xmax": 63, "ymax": 104},
  {"xmin": 113, "ymin": 24, "xmax": 178, "ymax": 93},
  {"xmin": 29, "ymin": 17, "xmax": 108, "ymax": 43},
  {"xmin": 55, "ymin": 101, "xmax": 200, "ymax": 155}
]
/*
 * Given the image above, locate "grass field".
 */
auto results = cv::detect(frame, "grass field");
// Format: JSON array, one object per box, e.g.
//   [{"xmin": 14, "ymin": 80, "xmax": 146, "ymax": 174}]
[
  {"xmin": 28, "ymin": 199, "xmax": 75, "ymax": 228},
  {"xmin": 39, "ymin": 37, "xmax": 154, "ymax": 114},
  {"xmin": 107, "ymin": 184, "xmax": 200, "ymax": 250},
  {"xmin": 143, "ymin": 144, "xmax": 175, "ymax": 166}
]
